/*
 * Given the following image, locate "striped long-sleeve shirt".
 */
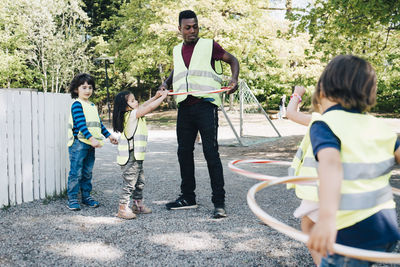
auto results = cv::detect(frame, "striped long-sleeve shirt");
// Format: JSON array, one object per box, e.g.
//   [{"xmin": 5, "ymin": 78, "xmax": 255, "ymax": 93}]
[{"xmin": 71, "ymin": 101, "xmax": 110, "ymax": 139}]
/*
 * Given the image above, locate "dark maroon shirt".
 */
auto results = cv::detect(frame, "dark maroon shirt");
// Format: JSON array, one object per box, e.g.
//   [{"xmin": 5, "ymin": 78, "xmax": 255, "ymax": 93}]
[{"xmin": 180, "ymin": 40, "xmax": 226, "ymax": 106}]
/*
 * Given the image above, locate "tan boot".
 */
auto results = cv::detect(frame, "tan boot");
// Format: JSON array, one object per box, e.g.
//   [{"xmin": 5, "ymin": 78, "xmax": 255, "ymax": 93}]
[
  {"xmin": 117, "ymin": 204, "xmax": 136, "ymax": 219},
  {"xmin": 132, "ymin": 199, "xmax": 152, "ymax": 214}
]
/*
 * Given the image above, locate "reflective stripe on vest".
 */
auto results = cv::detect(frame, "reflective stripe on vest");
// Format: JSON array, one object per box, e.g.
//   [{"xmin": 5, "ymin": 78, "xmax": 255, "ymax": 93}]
[
  {"xmin": 117, "ymin": 114, "xmax": 148, "ymax": 165},
  {"xmin": 315, "ymin": 110, "xmax": 397, "ymax": 229},
  {"xmin": 172, "ymin": 38, "xmax": 222, "ymax": 106},
  {"xmin": 287, "ymin": 113, "xmax": 320, "ymax": 201},
  {"xmin": 67, "ymin": 99, "xmax": 103, "ymax": 147}
]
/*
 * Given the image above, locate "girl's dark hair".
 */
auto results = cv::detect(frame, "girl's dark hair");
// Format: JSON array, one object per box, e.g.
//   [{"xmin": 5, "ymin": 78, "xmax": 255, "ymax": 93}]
[
  {"xmin": 312, "ymin": 55, "xmax": 377, "ymax": 112},
  {"xmin": 69, "ymin": 73, "xmax": 96, "ymax": 99},
  {"xmin": 112, "ymin": 91, "xmax": 132, "ymax": 133}
]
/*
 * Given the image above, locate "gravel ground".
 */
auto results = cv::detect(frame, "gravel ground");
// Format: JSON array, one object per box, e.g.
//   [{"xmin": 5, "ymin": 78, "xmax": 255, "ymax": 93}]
[{"xmin": 1, "ymin": 117, "xmax": 400, "ymax": 266}]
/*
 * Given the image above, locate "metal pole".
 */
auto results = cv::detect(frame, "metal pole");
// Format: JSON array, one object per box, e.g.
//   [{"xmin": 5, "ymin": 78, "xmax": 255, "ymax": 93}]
[
  {"xmin": 105, "ymin": 60, "xmax": 111, "ymax": 122},
  {"xmin": 220, "ymin": 102, "xmax": 244, "ymax": 146},
  {"xmin": 239, "ymin": 82, "xmax": 244, "ymax": 137},
  {"xmin": 243, "ymin": 81, "xmax": 281, "ymax": 137}
]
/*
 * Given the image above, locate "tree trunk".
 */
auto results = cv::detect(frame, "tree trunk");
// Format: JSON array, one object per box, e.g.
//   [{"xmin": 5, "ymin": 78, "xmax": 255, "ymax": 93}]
[{"xmin": 286, "ymin": 0, "xmax": 292, "ymax": 15}]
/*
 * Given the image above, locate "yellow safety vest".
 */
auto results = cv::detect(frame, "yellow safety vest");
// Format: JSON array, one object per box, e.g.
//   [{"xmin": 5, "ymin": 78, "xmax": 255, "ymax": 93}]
[
  {"xmin": 315, "ymin": 110, "xmax": 397, "ymax": 230},
  {"xmin": 172, "ymin": 38, "xmax": 223, "ymax": 106},
  {"xmin": 67, "ymin": 99, "xmax": 103, "ymax": 147},
  {"xmin": 117, "ymin": 112, "xmax": 148, "ymax": 165},
  {"xmin": 287, "ymin": 112, "xmax": 320, "ymax": 201}
]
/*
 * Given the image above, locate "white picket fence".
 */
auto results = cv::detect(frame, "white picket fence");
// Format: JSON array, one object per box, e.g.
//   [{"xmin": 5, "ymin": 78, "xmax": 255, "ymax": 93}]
[{"xmin": 0, "ymin": 89, "xmax": 71, "ymax": 208}]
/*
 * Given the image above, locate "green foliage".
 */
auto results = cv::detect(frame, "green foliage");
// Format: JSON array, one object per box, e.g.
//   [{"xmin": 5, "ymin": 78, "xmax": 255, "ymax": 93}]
[
  {"xmin": 291, "ymin": 0, "xmax": 400, "ymax": 112},
  {"xmin": 2, "ymin": 0, "xmax": 400, "ymax": 113},
  {"xmin": 0, "ymin": 0, "xmax": 92, "ymax": 92},
  {"xmin": 42, "ymin": 189, "xmax": 67, "ymax": 205},
  {"xmin": 100, "ymin": 0, "xmax": 324, "ymax": 108}
]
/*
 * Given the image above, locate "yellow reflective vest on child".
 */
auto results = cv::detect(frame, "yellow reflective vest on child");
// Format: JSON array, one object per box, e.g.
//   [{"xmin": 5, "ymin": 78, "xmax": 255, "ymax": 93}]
[
  {"xmin": 67, "ymin": 99, "xmax": 104, "ymax": 147},
  {"xmin": 117, "ymin": 112, "xmax": 148, "ymax": 165},
  {"xmin": 287, "ymin": 112, "xmax": 320, "ymax": 201},
  {"xmin": 315, "ymin": 110, "xmax": 397, "ymax": 230}
]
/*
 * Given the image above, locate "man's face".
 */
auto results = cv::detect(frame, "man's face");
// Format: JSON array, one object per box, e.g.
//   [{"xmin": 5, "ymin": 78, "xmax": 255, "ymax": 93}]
[{"xmin": 179, "ymin": 18, "xmax": 199, "ymax": 44}]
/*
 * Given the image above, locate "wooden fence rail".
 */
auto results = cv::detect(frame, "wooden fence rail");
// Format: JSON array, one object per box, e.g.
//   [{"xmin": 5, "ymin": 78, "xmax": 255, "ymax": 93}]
[{"xmin": 0, "ymin": 90, "xmax": 71, "ymax": 208}]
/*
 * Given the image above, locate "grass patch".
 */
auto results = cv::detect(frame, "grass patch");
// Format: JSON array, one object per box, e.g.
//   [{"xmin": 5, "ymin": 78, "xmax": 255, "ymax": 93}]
[{"xmin": 42, "ymin": 189, "xmax": 67, "ymax": 205}]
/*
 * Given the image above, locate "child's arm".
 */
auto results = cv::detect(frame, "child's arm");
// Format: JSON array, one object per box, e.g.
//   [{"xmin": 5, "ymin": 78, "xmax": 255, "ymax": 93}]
[
  {"xmin": 286, "ymin": 86, "xmax": 311, "ymax": 126},
  {"xmin": 307, "ymin": 147, "xmax": 342, "ymax": 257},
  {"xmin": 395, "ymin": 146, "xmax": 400, "ymax": 164},
  {"xmin": 100, "ymin": 120, "xmax": 118, "ymax": 145},
  {"xmin": 136, "ymin": 90, "xmax": 168, "ymax": 118}
]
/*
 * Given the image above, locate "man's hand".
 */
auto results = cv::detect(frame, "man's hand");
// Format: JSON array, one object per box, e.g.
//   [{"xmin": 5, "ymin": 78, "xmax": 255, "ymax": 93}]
[
  {"xmin": 108, "ymin": 135, "xmax": 118, "ymax": 145},
  {"xmin": 227, "ymin": 79, "xmax": 238, "ymax": 95}
]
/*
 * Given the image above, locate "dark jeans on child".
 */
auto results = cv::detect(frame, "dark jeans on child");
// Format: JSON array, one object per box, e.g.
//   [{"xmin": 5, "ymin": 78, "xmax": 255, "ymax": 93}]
[
  {"xmin": 67, "ymin": 139, "xmax": 95, "ymax": 201},
  {"xmin": 177, "ymin": 100, "xmax": 225, "ymax": 207},
  {"xmin": 119, "ymin": 152, "xmax": 145, "ymax": 205},
  {"xmin": 320, "ymin": 241, "xmax": 398, "ymax": 267}
]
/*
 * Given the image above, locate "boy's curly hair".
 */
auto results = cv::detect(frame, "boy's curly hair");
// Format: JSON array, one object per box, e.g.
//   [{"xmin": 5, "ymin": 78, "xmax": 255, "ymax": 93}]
[
  {"xmin": 69, "ymin": 73, "xmax": 96, "ymax": 99},
  {"xmin": 313, "ymin": 55, "xmax": 377, "ymax": 112}
]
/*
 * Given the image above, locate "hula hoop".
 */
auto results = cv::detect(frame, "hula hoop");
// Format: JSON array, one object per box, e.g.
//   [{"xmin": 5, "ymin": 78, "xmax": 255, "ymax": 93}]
[
  {"xmin": 247, "ymin": 176, "xmax": 400, "ymax": 264},
  {"xmin": 167, "ymin": 86, "xmax": 231, "ymax": 96},
  {"xmin": 228, "ymin": 159, "xmax": 292, "ymax": 181}
]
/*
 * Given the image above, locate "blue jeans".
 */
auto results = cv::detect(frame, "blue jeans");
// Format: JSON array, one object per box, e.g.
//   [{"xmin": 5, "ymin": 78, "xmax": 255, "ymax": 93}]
[
  {"xmin": 67, "ymin": 139, "xmax": 95, "ymax": 201},
  {"xmin": 320, "ymin": 242, "xmax": 397, "ymax": 267},
  {"xmin": 177, "ymin": 101, "xmax": 225, "ymax": 207}
]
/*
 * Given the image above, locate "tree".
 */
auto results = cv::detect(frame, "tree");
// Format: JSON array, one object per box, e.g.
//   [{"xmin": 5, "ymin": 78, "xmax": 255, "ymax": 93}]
[
  {"xmin": 293, "ymin": 0, "xmax": 400, "ymax": 111},
  {"xmin": 104, "ymin": 0, "xmax": 322, "ymax": 108},
  {"xmin": 0, "ymin": 0, "xmax": 92, "ymax": 92}
]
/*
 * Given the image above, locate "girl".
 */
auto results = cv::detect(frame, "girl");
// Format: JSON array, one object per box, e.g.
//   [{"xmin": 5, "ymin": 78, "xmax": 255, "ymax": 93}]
[
  {"xmin": 112, "ymin": 90, "xmax": 168, "ymax": 219},
  {"xmin": 287, "ymin": 85, "xmax": 322, "ymax": 265},
  {"xmin": 307, "ymin": 55, "xmax": 400, "ymax": 266},
  {"xmin": 67, "ymin": 73, "xmax": 118, "ymax": 211}
]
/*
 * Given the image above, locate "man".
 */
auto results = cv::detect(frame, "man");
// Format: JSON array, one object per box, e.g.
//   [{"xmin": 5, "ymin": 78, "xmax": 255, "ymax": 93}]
[{"xmin": 160, "ymin": 10, "xmax": 239, "ymax": 219}]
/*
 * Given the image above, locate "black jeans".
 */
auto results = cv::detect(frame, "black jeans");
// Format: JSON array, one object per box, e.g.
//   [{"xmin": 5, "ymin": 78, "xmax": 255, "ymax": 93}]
[{"xmin": 177, "ymin": 101, "xmax": 225, "ymax": 207}]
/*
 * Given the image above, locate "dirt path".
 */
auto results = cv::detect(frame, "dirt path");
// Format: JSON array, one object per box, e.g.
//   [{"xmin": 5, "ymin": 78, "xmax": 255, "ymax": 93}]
[{"xmin": 1, "ymin": 111, "xmax": 400, "ymax": 266}]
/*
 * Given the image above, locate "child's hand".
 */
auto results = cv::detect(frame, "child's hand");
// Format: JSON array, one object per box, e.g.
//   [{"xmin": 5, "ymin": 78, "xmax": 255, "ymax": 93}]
[
  {"xmin": 294, "ymin": 86, "xmax": 306, "ymax": 97},
  {"xmin": 155, "ymin": 90, "xmax": 162, "ymax": 98},
  {"xmin": 160, "ymin": 89, "xmax": 169, "ymax": 98},
  {"xmin": 109, "ymin": 135, "xmax": 118, "ymax": 145},
  {"xmin": 89, "ymin": 137, "xmax": 102, "ymax": 148},
  {"xmin": 307, "ymin": 219, "xmax": 337, "ymax": 257}
]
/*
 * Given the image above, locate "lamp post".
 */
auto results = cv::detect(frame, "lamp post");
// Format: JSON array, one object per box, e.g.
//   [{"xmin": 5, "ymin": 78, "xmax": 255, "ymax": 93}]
[{"xmin": 94, "ymin": 56, "xmax": 115, "ymax": 122}]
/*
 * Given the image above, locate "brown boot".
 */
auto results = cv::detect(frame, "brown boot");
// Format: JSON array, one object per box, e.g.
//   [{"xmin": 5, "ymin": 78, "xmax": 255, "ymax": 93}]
[
  {"xmin": 117, "ymin": 204, "xmax": 136, "ymax": 220},
  {"xmin": 132, "ymin": 199, "xmax": 152, "ymax": 214}
]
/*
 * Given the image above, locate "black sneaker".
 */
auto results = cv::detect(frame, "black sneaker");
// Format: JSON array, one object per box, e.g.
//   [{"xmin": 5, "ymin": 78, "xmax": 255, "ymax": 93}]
[
  {"xmin": 166, "ymin": 196, "xmax": 198, "ymax": 210},
  {"xmin": 213, "ymin": 207, "xmax": 227, "ymax": 219}
]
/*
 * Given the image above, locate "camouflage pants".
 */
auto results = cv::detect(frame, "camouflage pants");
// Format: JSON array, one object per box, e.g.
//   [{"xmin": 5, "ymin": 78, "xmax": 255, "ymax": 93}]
[{"xmin": 119, "ymin": 156, "xmax": 145, "ymax": 205}]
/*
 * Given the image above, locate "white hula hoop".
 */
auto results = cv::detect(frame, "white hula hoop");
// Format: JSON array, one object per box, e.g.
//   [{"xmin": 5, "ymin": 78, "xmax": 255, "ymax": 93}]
[
  {"xmin": 247, "ymin": 176, "xmax": 400, "ymax": 264},
  {"xmin": 167, "ymin": 87, "xmax": 231, "ymax": 96},
  {"xmin": 228, "ymin": 159, "xmax": 292, "ymax": 181}
]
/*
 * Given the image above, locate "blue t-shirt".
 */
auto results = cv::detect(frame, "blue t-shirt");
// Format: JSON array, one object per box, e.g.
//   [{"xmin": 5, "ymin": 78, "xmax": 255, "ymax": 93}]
[{"xmin": 310, "ymin": 104, "xmax": 400, "ymax": 249}]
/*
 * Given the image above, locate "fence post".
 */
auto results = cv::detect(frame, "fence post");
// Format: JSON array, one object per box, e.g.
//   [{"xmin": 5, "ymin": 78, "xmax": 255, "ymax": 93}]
[{"xmin": 0, "ymin": 91, "xmax": 8, "ymax": 207}]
